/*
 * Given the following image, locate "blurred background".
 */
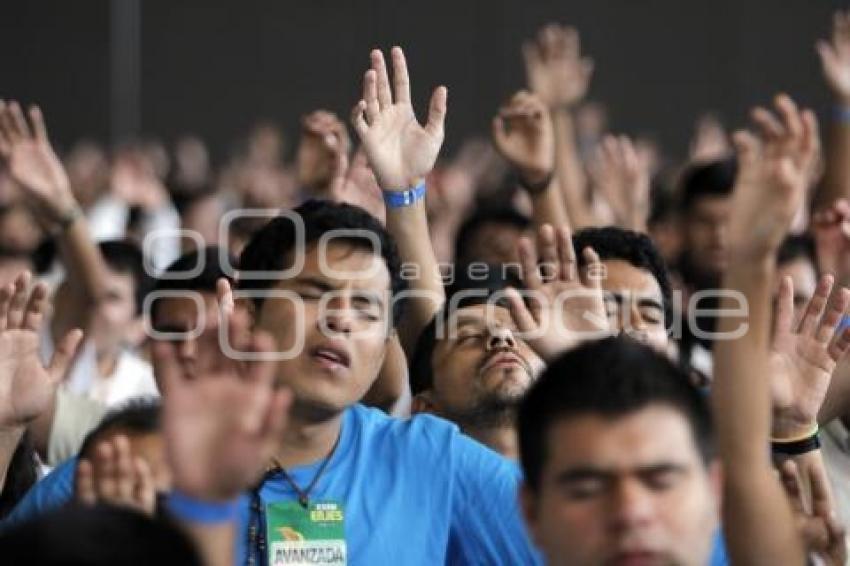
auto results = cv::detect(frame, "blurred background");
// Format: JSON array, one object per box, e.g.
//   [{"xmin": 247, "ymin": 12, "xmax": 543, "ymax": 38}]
[{"xmin": 1, "ymin": 0, "xmax": 847, "ymax": 161}]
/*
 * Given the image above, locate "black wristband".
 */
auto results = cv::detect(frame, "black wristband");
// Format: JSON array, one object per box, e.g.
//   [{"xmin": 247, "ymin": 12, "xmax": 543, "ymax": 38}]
[
  {"xmin": 516, "ymin": 171, "xmax": 554, "ymax": 195},
  {"xmin": 771, "ymin": 433, "xmax": 821, "ymax": 456}
]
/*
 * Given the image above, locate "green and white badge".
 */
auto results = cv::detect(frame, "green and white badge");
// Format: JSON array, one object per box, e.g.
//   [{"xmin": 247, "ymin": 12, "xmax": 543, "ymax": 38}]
[{"xmin": 266, "ymin": 501, "xmax": 347, "ymax": 566}]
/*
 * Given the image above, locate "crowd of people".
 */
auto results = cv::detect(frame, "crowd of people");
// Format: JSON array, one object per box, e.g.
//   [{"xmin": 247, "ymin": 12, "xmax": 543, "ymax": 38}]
[{"xmin": 2, "ymin": 12, "xmax": 850, "ymax": 566}]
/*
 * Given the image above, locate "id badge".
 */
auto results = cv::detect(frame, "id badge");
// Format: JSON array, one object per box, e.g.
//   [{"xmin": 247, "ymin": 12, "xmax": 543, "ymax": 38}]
[{"xmin": 266, "ymin": 501, "xmax": 347, "ymax": 566}]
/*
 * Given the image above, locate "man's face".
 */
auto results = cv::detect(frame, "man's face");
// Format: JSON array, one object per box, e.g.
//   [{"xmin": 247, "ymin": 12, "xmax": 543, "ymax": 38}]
[
  {"xmin": 683, "ymin": 196, "xmax": 731, "ymax": 278},
  {"xmin": 150, "ymin": 291, "xmax": 220, "ymax": 388},
  {"xmin": 775, "ymin": 257, "xmax": 817, "ymax": 327},
  {"xmin": 251, "ymin": 242, "xmax": 391, "ymax": 415},
  {"xmin": 593, "ymin": 260, "xmax": 668, "ymax": 351},
  {"xmin": 522, "ymin": 406, "xmax": 719, "ymax": 566},
  {"xmin": 89, "ymin": 270, "xmax": 137, "ymax": 351},
  {"xmin": 427, "ymin": 303, "xmax": 544, "ymax": 423}
]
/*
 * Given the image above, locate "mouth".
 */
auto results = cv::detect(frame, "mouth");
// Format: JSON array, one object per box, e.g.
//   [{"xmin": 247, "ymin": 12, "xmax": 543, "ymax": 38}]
[
  {"xmin": 310, "ymin": 343, "xmax": 352, "ymax": 371},
  {"xmin": 479, "ymin": 352, "xmax": 526, "ymax": 374}
]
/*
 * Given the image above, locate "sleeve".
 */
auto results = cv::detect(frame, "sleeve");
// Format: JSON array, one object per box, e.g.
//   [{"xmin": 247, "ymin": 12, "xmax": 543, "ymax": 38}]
[
  {"xmin": 1, "ymin": 458, "xmax": 77, "ymax": 529},
  {"xmin": 446, "ymin": 432, "xmax": 542, "ymax": 565},
  {"xmin": 47, "ymin": 390, "xmax": 107, "ymax": 467}
]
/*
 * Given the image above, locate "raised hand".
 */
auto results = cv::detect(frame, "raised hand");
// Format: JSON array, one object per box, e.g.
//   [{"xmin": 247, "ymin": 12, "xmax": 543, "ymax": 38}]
[
  {"xmin": 153, "ymin": 279, "xmax": 291, "ymax": 501},
  {"xmin": 770, "ymin": 275, "xmax": 850, "ymax": 439},
  {"xmin": 0, "ymin": 271, "xmax": 82, "ymax": 428},
  {"xmin": 505, "ymin": 224, "xmax": 610, "ymax": 362},
  {"xmin": 76, "ymin": 434, "xmax": 157, "ymax": 517},
  {"xmin": 813, "ymin": 198, "xmax": 850, "ymax": 283},
  {"xmin": 523, "ymin": 24, "xmax": 594, "ymax": 109},
  {"xmin": 296, "ymin": 110, "xmax": 351, "ymax": 195},
  {"xmin": 491, "ymin": 90, "xmax": 555, "ymax": 186},
  {"xmin": 779, "ymin": 459, "xmax": 848, "ymax": 565},
  {"xmin": 0, "ymin": 101, "xmax": 76, "ymax": 224},
  {"xmin": 587, "ymin": 134, "xmax": 651, "ymax": 231},
  {"xmin": 728, "ymin": 94, "xmax": 819, "ymax": 260},
  {"xmin": 351, "ymin": 47, "xmax": 447, "ymax": 191},
  {"xmin": 817, "ymin": 10, "xmax": 850, "ymax": 105}
]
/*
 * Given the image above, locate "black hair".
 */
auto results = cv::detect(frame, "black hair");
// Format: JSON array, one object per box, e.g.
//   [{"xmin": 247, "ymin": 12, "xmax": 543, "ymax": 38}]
[
  {"xmin": 777, "ymin": 234, "xmax": 816, "ymax": 269},
  {"xmin": 79, "ymin": 398, "xmax": 161, "ymax": 460},
  {"xmin": 409, "ymin": 264, "xmax": 521, "ymax": 395},
  {"xmin": 571, "ymin": 226, "xmax": 673, "ymax": 327},
  {"xmin": 647, "ymin": 180, "xmax": 677, "ymax": 228},
  {"xmin": 238, "ymin": 199, "xmax": 405, "ymax": 326},
  {"xmin": 0, "ymin": 504, "xmax": 201, "ymax": 565},
  {"xmin": 678, "ymin": 157, "xmax": 736, "ymax": 214},
  {"xmin": 149, "ymin": 246, "xmax": 235, "ymax": 323},
  {"xmin": 98, "ymin": 240, "xmax": 151, "ymax": 316},
  {"xmin": 453, "ymin": 207, "xmax": 531, "ymax": 265},
  {"xmin": 518, "ymin": 335, "xmax": 714, "ymax": 492},
  {"xmin": 0, "ymin": 433, "xmax": 38, "ymax": 519}
]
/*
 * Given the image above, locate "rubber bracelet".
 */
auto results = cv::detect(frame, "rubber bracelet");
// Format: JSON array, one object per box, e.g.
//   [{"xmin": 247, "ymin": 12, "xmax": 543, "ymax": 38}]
[
  {"xmin": 517, "ymin": 171, "xmax": 554, "ymax": 195},
  {"xmin": 771, "ymin": 423, "xmax": 819, "ymax": 444},
  {"xmin": 383, "ymin": 181, "xmax": 426, "ymax": 209},
  {"xmin": 834, "ymin": 106, "xmax": 850, "ymax": 123},
  {"xmin": 771, "ymin": 433, "xmax": 821, "ymax": 456},
  {"xmin": 166, "ymin": 489, "xmax": 239, "ymax": 524},
  {"xmin": 838, "ymin": 314, "xmax": 850, "ymax": 333}
]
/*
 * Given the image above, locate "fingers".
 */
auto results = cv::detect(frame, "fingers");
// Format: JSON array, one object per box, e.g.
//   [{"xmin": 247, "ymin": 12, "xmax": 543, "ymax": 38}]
[
  {"xmin": 774, "ymin": 94, "xmax": 802, "ymax": 141},
  {"xmin": 0, "ymin": 280, "xmax": 13, "ymax": 333},
  {"xmin": 370, "ymin": 49, "xmax": 393, "ymax": 109},
  {"xmin": 390, "ymin": 46, "xmax": 411, "ymax": 104},
  {"xmin": 151, "ymin": 339, "xmax": 184, "ymax": 396},
  {"xmin": 773, "ymin": 275, "xmax": 795, "ymax": 341},
  {"xmin": 731, "ymin": 130, "xmax": 760, "ymax": 166},
  {"xmin": 22, "ymin": 281, "xmax": 49, "ymax": 332},
  {"xmin": 817, "ymin": 287, "xmax": 850, "ymax": 345},
  {"xmin": 751, "ymin": 106, "xmax": 784, "ymax": 141},
  {"xmin": 132, "ymin": 457, "xmax": 157, "ymax": 516},
  {"xmin": 75, "ymin": 459, "xmax": 97, "ymax": 505},
  {"xmin": 582, "ymin": 247, "xmax": 604, "ymax": 292},
  {"xmin": 425, "ymin": 85, "xmax": 448, "ymax": 139},
  {"xmin": 363, "ymin": 69, "xmax": 380, "ymax": 123},
  {"xmin": 351, "ymin": 100, "xmax": 369, "ymax": 139},
  {"xmin": 28, "ymin": 105, "xmax": 49, "ymax": 143},
  {"xmin": 536, "ymin": 225, "xmax": 559, "ymax": 281},
  {"xmin": 7, "ymin": 101, "xmax": 32, "ymax": 141},
  {"xmin": 6, "ymin": 271, "xmax": 32, "ymax": 330},
  {"xmin": 113, "ymin": 435, "xmax": 136, "ymax": 504},
  {"xmin": 518, "ymin": 236, "xmax": 543, "ymax": 291},
  {"xmin": 47, "ymin": 328, "xmax": 84, "ymax": 381},
  {"xmin": 798, "ymin": 275, "xmax": 834, "ymax": 336},
  {"xmin": 778, "ymin": 459, "xmax": 805, "ymax": 515},
  {"xmin": 94, "ymin": 441, "xmax": 118, "ymax": 501},
  {"xmin": 216, "ymin": 277, "xmax": 234, "ymax": 317},
  {"xmin": 556, "ymin": 226, "xmax": 577, "ymax": 281}
]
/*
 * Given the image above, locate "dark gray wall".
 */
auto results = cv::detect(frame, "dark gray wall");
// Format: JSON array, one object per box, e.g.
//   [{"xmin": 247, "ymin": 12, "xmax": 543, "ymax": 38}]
[{"xmin": 1, "ymin": 1, "xmax": 846, "ymax": 161}]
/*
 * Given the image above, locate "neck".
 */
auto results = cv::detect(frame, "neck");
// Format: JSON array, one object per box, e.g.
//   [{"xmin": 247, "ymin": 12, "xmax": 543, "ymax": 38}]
[
  {"xmin": 463, "ymin": 423, "xmax": 519, "ymax": 460},
  {"xmin": 274, "ymin": 402, "xmax": 344, "ymax": 468},
  {"xmin": 95, "ymin": 348, "xmax": 119, "ymax": 378}
]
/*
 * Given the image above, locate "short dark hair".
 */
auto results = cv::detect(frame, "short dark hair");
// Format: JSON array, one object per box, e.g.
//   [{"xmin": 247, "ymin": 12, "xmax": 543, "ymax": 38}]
[
  {"xmin": 678, "ymin": 158, "xmax": 736, "ymax": 213},
  {"xmin": 777, "ymin": 234, "xmax": 816, "ymax": 269},
  {"xmin": 99, "ymin": 240, "xmax": 150, "ymax": 315},
  {"xmin": 571, "ymin": 226, "xmax": 673, "ymax": 327},
  {"xmin": 238, "ymin": 200, "xmax": 405, "ymax": 326},
  {"xmin": 150, "ymin": 246, "xmax": 235, "ymax": 323},
  {"xmin": 409, "ymin": 265, "xmax": 521, "ymax": 395},
  {"xmin": 518, "ymin": 336, "xmax": 714, "ymax": 492},
  {"xmin": 0, "ymin": 504, "xmax": 201, "ymax": 565},
  {"xmin": 454, "ymin": 207, "xmax": 530, "ymax": 265},
  {"xmin": 79, "ymin": 398, "xmax": 161, "ymax": 460}
]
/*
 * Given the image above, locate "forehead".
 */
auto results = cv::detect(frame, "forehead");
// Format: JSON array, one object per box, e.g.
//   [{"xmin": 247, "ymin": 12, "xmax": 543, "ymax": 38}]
[
  {"xmin": 286, "ymin": 241, "xmax": 391, "ymax": 290},
  {"xmin": 152, "ymin": 291, "xmax": 218, "ymax": 324},
  {"xmin": 598, "ymin": 260, "xmax": 662, "ymax": 301},
  {"xmin": 688, "ymin": 195, "xmax": 731, "ymax": 220},
  {"xmin": 545, "ymin": 406, "xmax": 704, "ymax": 472},
  {"xmin": 446, "ymin": 302, "xmax": 513, "ymax": 328},
  {"xmin": 104, "ymin": 269, "xmax": 135, "ymax": 291}
]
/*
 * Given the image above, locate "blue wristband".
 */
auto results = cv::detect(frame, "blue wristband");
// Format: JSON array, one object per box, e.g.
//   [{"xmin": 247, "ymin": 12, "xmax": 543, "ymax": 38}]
[
  {"xmin": 383, "ymin": 181, "xmax": 426, "ymax": 209},
  {"xmin": 835, "ymin": 105, "xmax": 850, "ymax": 123},
  {"xmin": 839, "ymin": 314, "xmax": 850, "ymax": 333},
  {"xmin": 166, "ymin": 489, "xmax": 239, "ymax": 524}
]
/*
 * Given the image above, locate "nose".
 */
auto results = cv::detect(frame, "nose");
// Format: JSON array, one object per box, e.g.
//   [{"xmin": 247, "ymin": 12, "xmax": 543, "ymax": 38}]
[
  {"xmin": 321, "ymin": 296, "xmax": 354, "ymax": 336},
  {"xmin": 486, "ymin": 326, "xmax": 516, "ymax": 350},
  {"xmin": 607, "ymin": 478, "xmax": 655, "ymax": 533}
]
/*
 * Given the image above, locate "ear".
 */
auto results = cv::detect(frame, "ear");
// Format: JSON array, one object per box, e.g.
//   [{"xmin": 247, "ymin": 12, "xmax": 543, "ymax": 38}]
[
  {"xmin": 519, "ymin": 482, "xmax": 542, "ymax": 546},
  {"xmin": 411, "ymin": 391, "xmax": 438, "ymax": 415}
]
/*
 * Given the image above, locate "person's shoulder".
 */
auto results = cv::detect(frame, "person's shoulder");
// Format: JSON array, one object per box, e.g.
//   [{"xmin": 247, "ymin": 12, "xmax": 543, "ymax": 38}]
[
  {"xmin": 351, "ymin": 404, "xmax": 460, "ymax": 437},
  {"xmin": 2, "ymin": 458, "xmax": 77, "ymax": 528}
]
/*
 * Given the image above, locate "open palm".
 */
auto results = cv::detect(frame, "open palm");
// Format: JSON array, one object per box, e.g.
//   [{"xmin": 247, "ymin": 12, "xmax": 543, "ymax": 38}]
[{"xmin": 351, "ymin": 47, "xmax": 447, "ymax": 191}]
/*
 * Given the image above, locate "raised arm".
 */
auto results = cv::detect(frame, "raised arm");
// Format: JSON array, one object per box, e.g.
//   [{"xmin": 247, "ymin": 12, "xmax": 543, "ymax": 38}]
[
  {"xmin": 713, "ymin": 94, "xmax": 819, "ymax": 565},
  {"xmin": 523, "ymin": 24, "xmax": 596, "ymax": 229},
  {"xmin": 492, "ymin": 91, "xmax": 570, "ymax": 230},
  {"xmin": 0, "ymin": 101, "xmax": 109, "ymax": 342},
  {"xmin": 587, "ymin": 134, "xmax": 651, "ymax": 232},
  {"xmin": 350, "ymin": 47, "xmax": 447, "ymax": 354},
  {"xmin": 816, "ymin": 10, "xmax": 850, "ymax": 211}
]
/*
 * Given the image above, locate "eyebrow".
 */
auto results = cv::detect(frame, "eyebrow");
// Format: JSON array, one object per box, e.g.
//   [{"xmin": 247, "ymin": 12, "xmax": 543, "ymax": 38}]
[
  {"xmin": 293, "ymin": 277, "xmax": 387, "ymax": 311},
  {"xmin": 555, "ymin": 463, "xmax": 687, "ymax": 484},
  {"xmin": 605, "ymin": 292, "xmax": 664, "ymax": 312}
]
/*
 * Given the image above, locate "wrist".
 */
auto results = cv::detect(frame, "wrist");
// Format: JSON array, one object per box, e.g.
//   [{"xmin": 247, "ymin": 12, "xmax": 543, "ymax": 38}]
[
  {"xmin": 382, "ymin": 180, "xmax": 427, "ymax": 209},
  {"xmin": 772, "ymin": 420, "xmax": 818, "ymax": 442},
  {"xmin": 517, "ymin": 169, "xmax": 554, "ymax": 195},
  {"xmin": 771, "ymin": 423, "xmax": 820, "ymax": 456}
]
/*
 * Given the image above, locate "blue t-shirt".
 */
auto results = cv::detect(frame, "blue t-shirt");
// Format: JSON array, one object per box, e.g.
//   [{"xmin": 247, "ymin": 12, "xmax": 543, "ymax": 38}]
[{"xmin": 4, "ymin": 404, "xmax": 729, "ymax": 566}]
